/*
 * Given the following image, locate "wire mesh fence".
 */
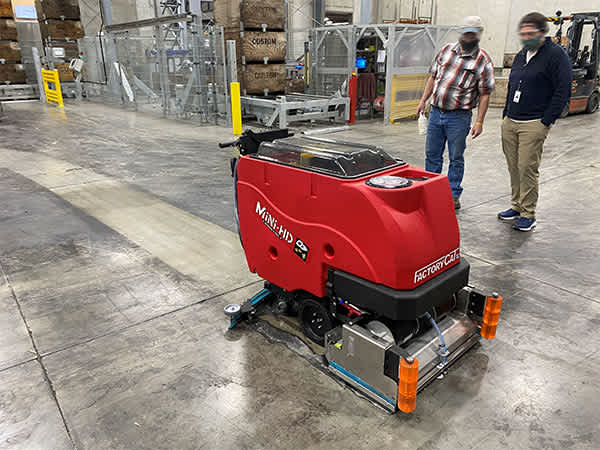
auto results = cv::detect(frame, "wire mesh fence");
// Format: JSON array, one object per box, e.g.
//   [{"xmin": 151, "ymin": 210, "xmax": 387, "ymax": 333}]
[
  {"xmin": 78, "ymin": 24, "xmax": 229, "ymax": 125},
  {"xmin": 307, "ymin": 23, "xmax": 458, "ymax": 122}
]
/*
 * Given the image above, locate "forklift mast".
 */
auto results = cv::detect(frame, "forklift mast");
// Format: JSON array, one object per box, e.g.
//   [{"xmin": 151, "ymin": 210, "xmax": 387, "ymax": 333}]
[
  {"xmin": 549, "ymin": 11, "xmax": 600, "ymax": 78},
  {"xmin": 547, "ymin": 11, "xmax": 600, "ymax": 115}
]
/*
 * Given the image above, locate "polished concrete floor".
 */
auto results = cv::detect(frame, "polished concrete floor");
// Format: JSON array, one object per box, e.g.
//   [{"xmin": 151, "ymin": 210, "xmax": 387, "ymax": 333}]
[{"xmin": 0, "ymin": 101, "xmax": 599, "ymax": 450}]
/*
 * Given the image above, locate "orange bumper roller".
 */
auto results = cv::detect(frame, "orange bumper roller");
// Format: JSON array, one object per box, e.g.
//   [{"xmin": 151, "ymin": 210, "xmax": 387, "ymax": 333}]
[
  {"xmin": 480, "ymin": 292, "xmax": 503, "ymax": 340},
  {"xmin": 397, "ymin": 357, "xmax": 419, "ymax": 413}
]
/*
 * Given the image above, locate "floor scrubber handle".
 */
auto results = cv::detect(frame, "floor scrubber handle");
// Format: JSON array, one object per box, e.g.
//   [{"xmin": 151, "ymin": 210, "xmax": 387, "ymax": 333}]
[{"xmin": 218, "ymin": 140, "xmax": 239, "ymax": 148}]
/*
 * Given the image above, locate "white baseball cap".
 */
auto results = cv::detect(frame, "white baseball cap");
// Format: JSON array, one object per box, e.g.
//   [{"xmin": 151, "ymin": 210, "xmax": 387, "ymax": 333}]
[{"xmin": 462, "ymin": 16, "xmax": 483, "ymax": 34}]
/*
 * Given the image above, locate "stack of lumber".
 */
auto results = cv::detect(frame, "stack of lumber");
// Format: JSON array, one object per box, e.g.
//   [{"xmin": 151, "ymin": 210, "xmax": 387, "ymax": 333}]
[
  {"xmin": 0, "ymin": 1, "xmax": 25, "ymax": 83},
  {"xmin": 36, "ymin": 0, "xmax": 82, "ymax": 81}
]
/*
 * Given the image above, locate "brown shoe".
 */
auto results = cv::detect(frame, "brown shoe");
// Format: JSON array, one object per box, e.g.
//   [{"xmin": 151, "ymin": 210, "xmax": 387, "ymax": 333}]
[{"xmin": 453, "ymin": 197, "xmax": 461, "ymax": 210}]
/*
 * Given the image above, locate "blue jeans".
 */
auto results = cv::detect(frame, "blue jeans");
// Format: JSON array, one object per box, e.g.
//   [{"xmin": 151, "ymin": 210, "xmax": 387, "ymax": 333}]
[{"xmin": 425, "ymin": 107, "xmax": 472, "ymax": 198}]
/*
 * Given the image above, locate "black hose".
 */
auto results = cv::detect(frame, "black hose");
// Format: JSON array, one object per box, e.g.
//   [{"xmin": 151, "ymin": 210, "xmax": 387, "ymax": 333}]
[{"xmin": 95, "ymin": 0, "xmax": 109, "ymax": 85}]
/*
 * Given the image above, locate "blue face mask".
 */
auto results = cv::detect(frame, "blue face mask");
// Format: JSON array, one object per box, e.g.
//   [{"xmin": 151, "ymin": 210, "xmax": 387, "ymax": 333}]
[{"xmin": 522, "ymin": 35, "xmax": 542, "ymax": 51}]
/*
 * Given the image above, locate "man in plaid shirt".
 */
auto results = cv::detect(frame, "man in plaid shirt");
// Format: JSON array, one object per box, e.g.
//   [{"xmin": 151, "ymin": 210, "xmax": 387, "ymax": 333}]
[{"xmin": 417, "ymin": 16, "xmax": 495, "ymax": 210}]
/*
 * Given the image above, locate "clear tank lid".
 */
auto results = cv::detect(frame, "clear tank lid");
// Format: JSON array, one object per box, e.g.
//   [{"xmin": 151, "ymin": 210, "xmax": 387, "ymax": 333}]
[{"xmin": 254, "ymin": 136, "xmax": 403, "ymax": 178}]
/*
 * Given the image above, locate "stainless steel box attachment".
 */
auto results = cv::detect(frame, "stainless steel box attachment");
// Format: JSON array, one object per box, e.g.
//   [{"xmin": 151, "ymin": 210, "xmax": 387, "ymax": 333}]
[{"xmin": 325, "ymin": 311, "xmax": 481, "ymax": 413}]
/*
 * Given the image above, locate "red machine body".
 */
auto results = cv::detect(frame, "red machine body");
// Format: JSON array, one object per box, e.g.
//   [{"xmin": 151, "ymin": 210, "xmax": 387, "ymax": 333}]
[{"xmin": 235, "ymin": 137, "xmax": 463, "ymax": 304}]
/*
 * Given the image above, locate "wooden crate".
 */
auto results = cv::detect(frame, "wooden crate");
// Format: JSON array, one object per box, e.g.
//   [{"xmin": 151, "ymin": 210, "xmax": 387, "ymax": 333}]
[
  {"xmin": 0, "ymin": 41, "xmax": 21, "ymax": 62},
  {"xmin": 503, "ymin": 53, "xmax": 517, "ymax": 68},
  {"xmin": 0, "ymin": 0, "xmax": 12, "ymax": 18},
  {"xmin": 243, "ymin": 63, "xmax": 285, "ymax": 94},
  {"xmin": 36, "ymin": 0, "xmax": 80, "ymax": 20},
  {"xmin": 0, "ymin": 63, "xmax": 26, "ymax": 83},
  {"xmin": 40, "ymin": 19, "xmax": 83, "ymax": 40},
  {"xmin": 240, "ymin": 0, "xmax": 285, "ymax": 30},
  {"xmin": 0, "ymin": 18, "xmax": 17, "ymax": 40},
  {"xmin": 56, "ymin": 62, "xmax": 74, "ymax": 81},
  {"xmin": 213, "ymin": 0, "xmax": 240, "ymax": 30},
  {"xmin": 241, "ymin": 31, "xmax": 285, "ymax": 63},
  {"xmin": 490, "ymin": 77, "xmax": 508, "ymax": 108},
  {"xmin": 286, "ymin": 78, "xmax": 305, "ymax": 94}
]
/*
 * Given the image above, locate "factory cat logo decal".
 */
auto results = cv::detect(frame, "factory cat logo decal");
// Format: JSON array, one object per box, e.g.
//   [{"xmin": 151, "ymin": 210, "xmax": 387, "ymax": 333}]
[
  {"xmin": 294, "ymin": 239, "xmax": 309, "ymax": 261},
  {"xmin": 414, "ymin": 248, "xmax": 460, "ymax": 284},
  {"xmin": 256, "ymin": 201, "xmax": 310, "ymax": 261}
]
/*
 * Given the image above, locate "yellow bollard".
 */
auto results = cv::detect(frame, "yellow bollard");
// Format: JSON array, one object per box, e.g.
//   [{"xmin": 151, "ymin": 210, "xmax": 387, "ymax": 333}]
[{"xmin": 230, "ymin": 82, "xmax": 242, "ymax": 136}]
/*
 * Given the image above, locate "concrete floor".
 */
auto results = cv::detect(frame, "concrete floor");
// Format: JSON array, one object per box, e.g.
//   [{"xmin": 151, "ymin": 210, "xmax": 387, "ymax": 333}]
[{"xmin": 0, "ymin": 101, "xmax": 599, "ymax": 450}]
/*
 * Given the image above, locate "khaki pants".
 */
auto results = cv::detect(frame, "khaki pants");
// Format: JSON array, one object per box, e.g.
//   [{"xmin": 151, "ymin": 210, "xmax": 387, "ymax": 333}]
[{"xmin": 501, "ymin": 117, "xmax": 550, "ymax": 219}]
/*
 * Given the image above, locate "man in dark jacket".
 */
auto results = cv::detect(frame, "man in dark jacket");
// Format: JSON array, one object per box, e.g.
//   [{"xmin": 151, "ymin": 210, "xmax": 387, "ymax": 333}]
[{"xmin": 498, "ymin": 12, "xmax": 572, "ymax": 231}]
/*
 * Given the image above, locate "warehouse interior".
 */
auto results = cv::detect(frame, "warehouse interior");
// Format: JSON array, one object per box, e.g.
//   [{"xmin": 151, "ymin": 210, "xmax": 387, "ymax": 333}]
[{"xmin": 1, "ymin": 1, "xmax": 599, "ymax": 449}]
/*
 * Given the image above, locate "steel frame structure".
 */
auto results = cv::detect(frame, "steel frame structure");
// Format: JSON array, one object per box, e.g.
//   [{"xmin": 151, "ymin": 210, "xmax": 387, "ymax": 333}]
[
  {"xmin": 308, "ymin": 23, "xmax": 458, "ymax": 123},
  {"xmin": 241, "ymin": 93, "xmax": 349, "ymax": 128}
]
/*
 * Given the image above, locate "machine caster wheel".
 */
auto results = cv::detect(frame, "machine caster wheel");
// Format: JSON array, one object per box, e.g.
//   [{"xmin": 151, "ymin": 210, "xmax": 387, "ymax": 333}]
[
  {"xmin": 298, "ymin": 299, "xmax": 334, "ymax": 346},
  {"xmin": 224, "ymin": 304, "xmax": 241, "ymax": 316},
  {"xmin": 586, "ymin": 91, "xmax": 599, "ymax": 114}
]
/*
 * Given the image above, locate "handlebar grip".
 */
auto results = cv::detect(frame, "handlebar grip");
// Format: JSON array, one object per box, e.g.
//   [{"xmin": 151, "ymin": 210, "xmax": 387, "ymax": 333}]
[{"xmin": 218, "ymin": 140, "xmax": 237, "ymax": 148}]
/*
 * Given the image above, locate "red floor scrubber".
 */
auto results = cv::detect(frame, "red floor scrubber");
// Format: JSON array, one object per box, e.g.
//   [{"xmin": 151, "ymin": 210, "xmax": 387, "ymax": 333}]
[{"xmin": 220, "ymin": 130, "xmax": 503, "ymax": 413}]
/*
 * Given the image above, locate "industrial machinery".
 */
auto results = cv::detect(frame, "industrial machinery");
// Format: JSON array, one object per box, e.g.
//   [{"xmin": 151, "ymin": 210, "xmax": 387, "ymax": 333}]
[
  {"xmin": 549, "ymin": 11, "xmax": 600, "ymax": 115},
  {"xmin": 220, "ymin": 130, "xmax": 503, "ymax": 413}
]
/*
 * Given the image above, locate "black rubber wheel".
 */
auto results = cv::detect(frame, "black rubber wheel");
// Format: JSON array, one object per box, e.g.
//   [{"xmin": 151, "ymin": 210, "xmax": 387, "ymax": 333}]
[
  {"xmin": 559, "ymin": 103, "xmax": 570, "ymax": 118},
  {"xmin": 586, "ymin": 92, "xmax": 599, "ymax": 114},
  {"xmin": 298, "ymin": 299, "xmax": 334, "ymax": 346}
]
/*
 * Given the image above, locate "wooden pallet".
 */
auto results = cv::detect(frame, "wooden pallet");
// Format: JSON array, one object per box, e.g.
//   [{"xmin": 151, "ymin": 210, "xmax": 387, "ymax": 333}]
[{"xmin": 0, "ymin": 83, "xmax": 37, "ymax": 100}]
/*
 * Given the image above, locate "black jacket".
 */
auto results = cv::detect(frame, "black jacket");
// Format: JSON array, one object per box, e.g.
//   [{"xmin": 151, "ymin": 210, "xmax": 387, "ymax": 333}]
[{"xmin": 503, "ymin": 37, "xmax": 572, "ymax": 126}]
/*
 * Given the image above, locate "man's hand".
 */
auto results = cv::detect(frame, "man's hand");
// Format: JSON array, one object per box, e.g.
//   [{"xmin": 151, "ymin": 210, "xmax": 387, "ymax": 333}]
[
  {"xmin": 471, "ymin": 122, "xmax": 483, "ymax": 139},
  {"xmin": 416, "ymin": 100, "xmax": 427, "ymax": 116}
]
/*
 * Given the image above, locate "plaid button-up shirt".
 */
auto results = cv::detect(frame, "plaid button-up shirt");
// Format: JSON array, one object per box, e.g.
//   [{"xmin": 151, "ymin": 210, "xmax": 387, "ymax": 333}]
[{"xmin": 429, "ymin": 43, "xmax": 495, "ymax": 110}]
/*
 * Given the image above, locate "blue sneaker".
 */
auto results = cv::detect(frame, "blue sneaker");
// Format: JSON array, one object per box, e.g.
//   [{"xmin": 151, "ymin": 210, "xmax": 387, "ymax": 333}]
[
  {"xmin": 513, "ymin": 217, "xmax": 537, "ymax": 231},
  {"xmin": 498, "ymin": 208, "xmax": 520, "ymax": 221}
]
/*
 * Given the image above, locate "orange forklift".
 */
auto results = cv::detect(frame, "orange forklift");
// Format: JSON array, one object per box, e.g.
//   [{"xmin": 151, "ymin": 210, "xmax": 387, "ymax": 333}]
[{"xmin": 549, "ymin": 11, "xmax": 600, "ymax": 116}]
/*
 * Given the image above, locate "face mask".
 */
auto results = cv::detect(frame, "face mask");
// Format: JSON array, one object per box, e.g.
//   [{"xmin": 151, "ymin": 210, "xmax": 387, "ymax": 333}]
[
  {"xmin": 460, "ymin": 39, "xmax": 479, "ymax": 52},
  {"xmin": 522, "ymin": 35, "xmax": 542, "ymax": 51}
]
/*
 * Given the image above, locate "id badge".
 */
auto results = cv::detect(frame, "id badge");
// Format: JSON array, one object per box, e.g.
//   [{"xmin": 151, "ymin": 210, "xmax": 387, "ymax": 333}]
[{"xmin": 513, "ymin": 90, "xmax": 521, "ymax": 103}]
